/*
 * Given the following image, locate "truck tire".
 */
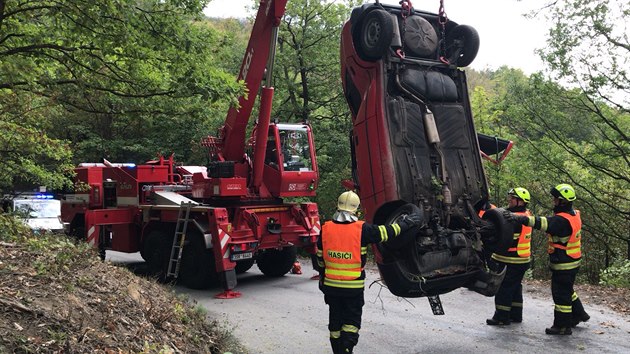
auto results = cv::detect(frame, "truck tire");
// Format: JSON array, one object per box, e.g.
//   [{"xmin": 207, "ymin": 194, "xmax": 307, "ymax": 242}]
[
  {"xmin": 256, "ymin": 246, "xmax": 297, "ymax": 277},
  {"xmin": 355, "ymin": 9, "xmax": 393, "ymax": 61},
  {"xmin": 235, "ymin": 258, "xmax": 255, "ymax": 274},
  {"xmin": 444, "ymin": 24, "xmax": 479, "ymax": 67},
  {"xmin": 70, "ymin": 225, "xmax": 85, "ymax": 241},
  {"xmin": 179, "ymin": 232, "xmax": 218, "ymax": 290},
  {"xmin": 141, "ymin": 229, "xmax": 171, "ymax": 279}
]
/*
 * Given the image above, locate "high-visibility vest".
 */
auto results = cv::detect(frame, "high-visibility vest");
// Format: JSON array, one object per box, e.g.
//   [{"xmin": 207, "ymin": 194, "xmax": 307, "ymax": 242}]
[
  {"xmin": 491, "ymin": 210, "xmax": 533, "ymax": 264},
  {"xmin": 321, "ymin": 221, "xmax": 365, "ymax": 289},
  {"xmin": 508, "ymin": 210, "xmax": 533, "ymax": 258},
  {"xmin": 547, "ymin": 211, "xmax": 582, "ymax": 259}
]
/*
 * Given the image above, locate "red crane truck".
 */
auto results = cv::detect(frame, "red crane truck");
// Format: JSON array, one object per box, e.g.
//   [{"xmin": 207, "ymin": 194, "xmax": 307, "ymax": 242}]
[{"xmin": 60, "ymin": 0, "xmax": 320, "ymax": 298}]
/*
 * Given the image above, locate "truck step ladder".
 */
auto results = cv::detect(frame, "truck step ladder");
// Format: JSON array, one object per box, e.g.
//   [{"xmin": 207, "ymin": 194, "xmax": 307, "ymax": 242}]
[{"xmin": 167, "ymin": 201, "xmax": 193, "ymax": 279}]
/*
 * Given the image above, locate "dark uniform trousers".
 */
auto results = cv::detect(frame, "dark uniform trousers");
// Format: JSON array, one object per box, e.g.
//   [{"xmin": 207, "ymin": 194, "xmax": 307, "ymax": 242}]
[
  {"xmin": 325, "ymin": 294, "xmax": 364, "ymax": 354},
  {"xmin": 551, "ymin": 267, "xmax": 586, "ymax": 327},
  {"xmin": 493, "ymin": 262, "xmax": 529, "ymax": 321}
]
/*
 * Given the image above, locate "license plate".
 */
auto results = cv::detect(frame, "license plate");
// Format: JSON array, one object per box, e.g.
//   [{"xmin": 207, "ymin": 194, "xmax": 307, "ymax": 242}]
[{"xmin": 230, "ymin": 251, "xmax": 253, "ymax": 261}]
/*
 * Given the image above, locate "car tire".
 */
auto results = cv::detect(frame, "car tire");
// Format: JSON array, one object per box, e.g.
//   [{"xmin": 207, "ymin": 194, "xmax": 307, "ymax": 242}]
[
  {"xmin": 356, "ymin": 9, "xmax": 393, "ymax": 62},
  {"xmin": 445, "ymin": 24, "xmax": 479, "ymax": 67},
  {"xmin": 382, "ymin": 203, "xmax": 423, "ymax": 250},
  {"xmin": 481, "ymin": 207, "xmax": 513, "ymax": 253}
]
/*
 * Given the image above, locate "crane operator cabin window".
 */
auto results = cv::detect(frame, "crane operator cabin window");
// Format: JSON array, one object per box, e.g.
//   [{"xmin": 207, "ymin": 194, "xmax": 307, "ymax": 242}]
[{"xmin": 279, "ymin": 126, "xmax": 313, "ymax": 172}]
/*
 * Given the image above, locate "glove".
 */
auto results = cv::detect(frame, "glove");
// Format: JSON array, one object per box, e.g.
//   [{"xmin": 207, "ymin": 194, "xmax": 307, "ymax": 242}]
[
  {"xmin": 502, "ymin": 210, "xmax": 529, "ymax": 225},
  {"xmin": 400, "ymin": 212, "xmax": 423, "ymax": 229}
]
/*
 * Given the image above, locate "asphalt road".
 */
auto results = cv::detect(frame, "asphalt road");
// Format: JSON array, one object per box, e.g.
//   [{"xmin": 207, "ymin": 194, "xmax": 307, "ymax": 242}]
[{"xmin": 108, "ymin": 252, "xmax": 630, "ymax": 354}]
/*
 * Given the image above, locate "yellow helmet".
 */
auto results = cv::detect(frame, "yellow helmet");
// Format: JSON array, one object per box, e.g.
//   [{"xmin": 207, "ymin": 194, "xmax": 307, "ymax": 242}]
[
  {"xmin": 508, "ymin": 187, "xmax": 530, "ymax": 203},
  {"xmin": 551, "ymin": 183, "xmax": 576, "ymax": 201},
  {"xmin": 337, "ymin": 191, "xmax": 360, "ymax": 213}
]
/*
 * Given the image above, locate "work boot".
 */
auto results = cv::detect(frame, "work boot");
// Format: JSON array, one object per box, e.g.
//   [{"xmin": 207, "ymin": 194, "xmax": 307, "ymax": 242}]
[
  {"xmin": 571, "ymin": 311, "xmax": 591, "ymax": 327},
  {"xmin": 486, "ymin": 318, "xmax": 511, "ymax": 326},
  {"xmin": 545, "ymin": 326, "xmax": 572, "ymax": 335},
  {"xmin": 510, "ymin": 311, "xmax": 522, "ymax": 323},
  {"xmin": 330, "ymin": 337, "xmax": 342, "ymax": 354}
]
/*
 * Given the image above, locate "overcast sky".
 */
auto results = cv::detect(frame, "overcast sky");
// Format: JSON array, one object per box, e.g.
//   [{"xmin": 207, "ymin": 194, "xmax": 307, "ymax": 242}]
[{"xmin": 203, "ymin": 0, "xmax": 551, "ymax": 75}]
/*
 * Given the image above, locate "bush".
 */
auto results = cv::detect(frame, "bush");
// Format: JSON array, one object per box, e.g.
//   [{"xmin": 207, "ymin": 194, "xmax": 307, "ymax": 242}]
[
  {"xmin": 0, "ymin": 214, "xmax": 31, "ymax": 242},
  {"xmin": 599, "ymin": 260, "xmax": 630, "ymax": 288}
]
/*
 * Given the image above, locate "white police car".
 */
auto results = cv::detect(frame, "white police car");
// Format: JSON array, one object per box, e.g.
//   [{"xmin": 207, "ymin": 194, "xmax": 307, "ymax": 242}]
[{"xmin": 6, "ymin": 194, "xmax": 64, "ymax": 233}]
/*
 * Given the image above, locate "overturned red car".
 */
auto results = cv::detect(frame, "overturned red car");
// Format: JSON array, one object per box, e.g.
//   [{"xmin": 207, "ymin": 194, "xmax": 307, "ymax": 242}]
[{"xmin": 340, "ymin": 1, "xmax": 512, "ymax": 303}]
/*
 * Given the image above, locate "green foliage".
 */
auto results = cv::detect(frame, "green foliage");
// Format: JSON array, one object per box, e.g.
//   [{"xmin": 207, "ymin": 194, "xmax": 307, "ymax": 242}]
[
  {"xmin": 599, "ymin": 260, "xmax": 630, "ymax": 288},
  {"xmin": 0, "ymin": 214, "xmax": 31, "ymax": 242},
  {"xmin": 272, "ymin": 0, "xmax": 357, "ymax": 219},
  {"xmin": 1, "ymin": 0, "xmax": 245, "ymax": 187}
]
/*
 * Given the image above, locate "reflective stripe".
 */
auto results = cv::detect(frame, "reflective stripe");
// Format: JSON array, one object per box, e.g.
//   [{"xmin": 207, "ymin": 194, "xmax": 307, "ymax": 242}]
[
  {"xmin": 330, "ymin": 331, "xmax": 340, "ymax": 339},
  {"xmin": 572, "ymin": 292, "xmax": 578, "ymax": 301},
  {"xmin": 360, "ymin": 246, "xmax": 367, "ymax": 255},
  {"xmin": 491, "ymin": 253, "xmax": 531, "ymax": 264},
  {"xmin": 325, "ymin": 269, "xmax": 362, "ymax": 278},
  {"xmin": 540, "ymin": 217, "xmax": 548, "ymax": 232},
  {"xmin": 342, "ymin": 324, "xmax": 359, "ymax": 333},
  {"xmin": 554, "ymin": 304, "xmax": 572, "ymax": 313},
  {"xmin": 378, "ymin": 225, "xmax": 387, "ymax": 242},
  {"xmin": 512, "ymin": 302, "xmax": 523, "ymax": 308},
  {"xmin": 323, "ymin": 278, "xmax": 365, "ymax": 288},
  {"xmin": 316, "ymin": 249, "xmax": 323, "ymax": 257},
  {"xmin": 496, "ymin": 305, "xmax": 511, "ymax": 311},
  {"xmin": 550, "ymin": 260, "xmax": 581, "ymax": 270},
  {"xmin": 325, "ymin": 261, "xmax": 362, "ymax": 269},
  {"xmin": 510, "ymin": 211, "xmax": 532, "ymax": 257},
  {"xmin": 392, "ymin": 223, "xmax": 401, "ymax": 235}
]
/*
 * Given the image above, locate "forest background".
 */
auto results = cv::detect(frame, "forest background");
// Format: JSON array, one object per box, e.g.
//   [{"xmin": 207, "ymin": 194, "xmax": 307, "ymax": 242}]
[{"xmin": 0, "ymin": 0, "xmax": 628, "ymax": 285}]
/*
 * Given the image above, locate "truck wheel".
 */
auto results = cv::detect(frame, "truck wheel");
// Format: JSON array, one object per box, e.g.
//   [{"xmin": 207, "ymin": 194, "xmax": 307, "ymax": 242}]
[
  {"xmin": 235, "ymin": 258, "xmax": 255, "ymax": 274},
  {"xmin": 444, "ymin": 24, "xmax": 479, "ymax": 67},
  {"xmin": 355, "ymin": 9, "xmax": 393, "ymax": 61},
  {"xmin": 256, "ymin": 246, "xmax": 297, "ymax": 277},
  {"xmin": 382, "ymin": 203, "xmax": 423, "ymax": 251},
  {"xmin": 142, "ymin": 229, "xmax": 170, "ymax": 279},
  {"xmin": 70, "ymin": 225, "xmax": 85, "ymax": 241},
  {"xmin": 179, "ymin": 232, "xmax": 218, "ymax": 289},
  {"xmin": 480, "ymin": 207, "xmax": 513, "ymax": 254}
]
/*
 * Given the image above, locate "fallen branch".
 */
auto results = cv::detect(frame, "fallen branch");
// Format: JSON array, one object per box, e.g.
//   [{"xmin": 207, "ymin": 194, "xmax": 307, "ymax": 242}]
[{"xmin": 0, "ymin": 297, "xmax": 33, "ymax": 313}]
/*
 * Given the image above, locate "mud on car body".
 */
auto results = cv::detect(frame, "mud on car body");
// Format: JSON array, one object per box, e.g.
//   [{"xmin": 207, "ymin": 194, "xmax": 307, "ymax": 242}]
[{"xmin": 340, "ymin": 1, "xmax": 512, "ymax": 300}]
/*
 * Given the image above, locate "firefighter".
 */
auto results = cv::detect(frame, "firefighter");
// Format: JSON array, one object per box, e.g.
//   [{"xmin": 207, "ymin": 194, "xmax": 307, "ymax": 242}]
[
  {"xmin": 486, "ymin": 187, "xmax": 532, "ymax": 326},
  {"xmin": 316, "ymin": 191, "xmax": 423, "ymax": 353},
  {"xmin": 504, "ymin": 184, "xmax": 590, "ymax": 335}
]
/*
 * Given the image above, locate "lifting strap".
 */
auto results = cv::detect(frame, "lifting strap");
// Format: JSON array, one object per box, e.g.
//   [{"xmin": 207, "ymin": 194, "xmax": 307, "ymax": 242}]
[{"xmin": 167, "ymin": 201, "xmax": 194, "ymax": 279}]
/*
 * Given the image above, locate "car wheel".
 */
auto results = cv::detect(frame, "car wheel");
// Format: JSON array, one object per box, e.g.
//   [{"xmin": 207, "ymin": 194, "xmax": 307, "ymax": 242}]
[
  {"xmin": 445, "ymin": 24, "xmax": 479, "ymax": 67},
  {"xmin": 356, "ymin": 9, "xmax": 393, "ymax": 61},
  {"xmin": 382, "ymin": 203, "xmax": 423, "ymax": 250},
  {"xmin": 480, "ymin": 207, "xmax": 513, "ymax": 253}
]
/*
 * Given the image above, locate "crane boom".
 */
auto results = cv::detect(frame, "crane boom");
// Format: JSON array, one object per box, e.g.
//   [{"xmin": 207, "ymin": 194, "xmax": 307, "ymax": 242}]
[{"xmin": 221, "ymin": 0, "xmax": 288, "ymax": 162}]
